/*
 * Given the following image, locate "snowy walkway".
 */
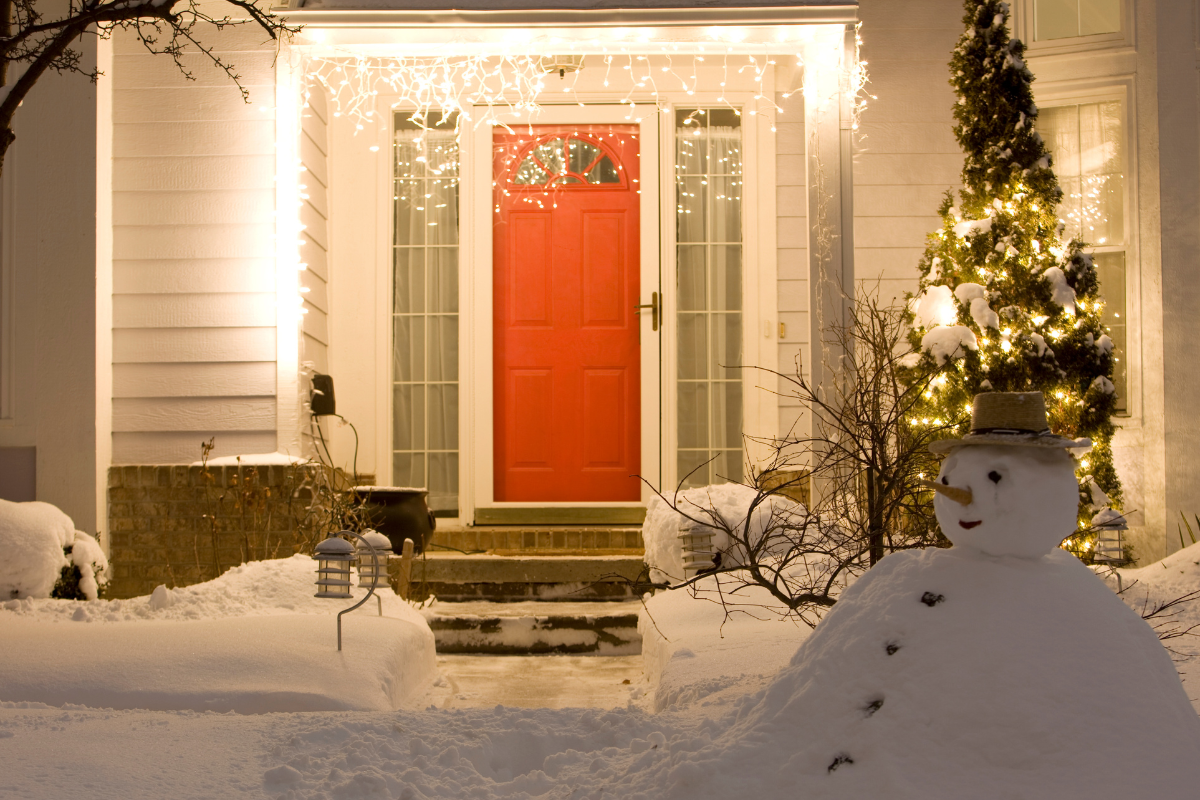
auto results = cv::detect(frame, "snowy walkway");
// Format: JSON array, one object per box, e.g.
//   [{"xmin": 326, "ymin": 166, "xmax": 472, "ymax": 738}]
[{"xmin": 432, "ymin": 655, "xmax": 645, "ymax": 709}]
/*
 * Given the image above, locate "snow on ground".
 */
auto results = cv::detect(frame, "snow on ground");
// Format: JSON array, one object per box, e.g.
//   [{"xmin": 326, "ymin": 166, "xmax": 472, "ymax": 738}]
[
  {"xmin": 1106, "ymin": 540, "xmax": 1200, "ymax": 706},
  {"xmin": 640, "ymin": 580, "xmax": 814, "ymax": 713},
  {"xmin": 0, "ymin": 556, "xmax": 437, "ymax": 713}
]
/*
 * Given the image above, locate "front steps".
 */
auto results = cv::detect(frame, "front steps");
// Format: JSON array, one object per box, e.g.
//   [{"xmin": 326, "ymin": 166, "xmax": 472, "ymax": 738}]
[
  {"xmin": 394, "ymin": 552, "xmax": 654, "ymax": 601},
  {"xmin": 386, "ymin": 524, "xmax": 656, "ymax": 658},
  {"xmin": 423, "ymin": 600, "xmax": 642, "ymax": 655}
]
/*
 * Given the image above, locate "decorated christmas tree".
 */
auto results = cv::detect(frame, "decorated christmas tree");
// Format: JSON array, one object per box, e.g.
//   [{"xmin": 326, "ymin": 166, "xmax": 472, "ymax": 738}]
[{"xmin": 903, "ymin": 0, "xmax": 1123, "ymax": 556}]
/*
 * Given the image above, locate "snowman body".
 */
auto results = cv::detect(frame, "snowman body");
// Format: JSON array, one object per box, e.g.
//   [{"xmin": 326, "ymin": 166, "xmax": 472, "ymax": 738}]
[{"xmin": 677, "ymin": 443, "xmax": 1200, "ymax": 799}]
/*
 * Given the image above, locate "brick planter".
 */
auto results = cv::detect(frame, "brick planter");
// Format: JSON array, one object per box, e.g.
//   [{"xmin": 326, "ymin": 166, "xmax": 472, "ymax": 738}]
[{"xmin": 106, "ymin": 464, "xmax": 353, "ymax": 599}]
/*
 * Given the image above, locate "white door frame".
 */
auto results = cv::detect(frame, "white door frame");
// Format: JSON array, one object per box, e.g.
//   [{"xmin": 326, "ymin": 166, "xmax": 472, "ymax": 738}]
[{"xmin": 464, "ymin": 105, "xmax": 662, "ymax": 520}]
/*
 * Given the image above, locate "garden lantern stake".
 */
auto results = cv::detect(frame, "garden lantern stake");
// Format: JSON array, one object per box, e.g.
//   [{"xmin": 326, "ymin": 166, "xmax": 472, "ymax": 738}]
[{"xmin": 313, "ymin": 530, "xmax": 382, "ymax": 650}]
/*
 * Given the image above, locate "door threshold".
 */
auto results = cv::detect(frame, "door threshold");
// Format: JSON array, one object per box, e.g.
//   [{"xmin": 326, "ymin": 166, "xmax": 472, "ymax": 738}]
[{"xmin": 474, "ymin": 507, "xmax": 647, "ymax": 526}]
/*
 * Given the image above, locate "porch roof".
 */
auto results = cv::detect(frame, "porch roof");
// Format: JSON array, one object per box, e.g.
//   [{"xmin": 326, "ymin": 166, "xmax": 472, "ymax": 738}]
[{"xmin": 277, "ymin": 0, "xmax": 858, "ymax": 29}]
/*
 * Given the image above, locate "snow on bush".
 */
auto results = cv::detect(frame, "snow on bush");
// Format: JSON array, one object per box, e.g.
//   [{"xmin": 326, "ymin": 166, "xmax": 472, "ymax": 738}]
[
  {"xmin": 642, "ymin": 483, "xmax": 804, "ymax": 584},
  {"xmin": 0, "ymin": 500, "xmax": 108, "ymax": 600}
]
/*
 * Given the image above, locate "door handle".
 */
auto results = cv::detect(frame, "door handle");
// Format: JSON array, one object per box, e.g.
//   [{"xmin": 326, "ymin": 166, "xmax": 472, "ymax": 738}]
[{"xmin": 635, "ymin": 291, "xmax": 659, "ymax": 332}]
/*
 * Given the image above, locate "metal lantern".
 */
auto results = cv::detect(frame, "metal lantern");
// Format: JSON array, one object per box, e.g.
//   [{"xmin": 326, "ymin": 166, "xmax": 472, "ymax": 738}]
[
  {"xmin": 314, "ymin": 535, "xmax": 356, "ymax": 598},
  {"xmin": 1092, "ymin": 508, "xmax": 1129, "ymax": 567},
  {"xmin": 356, "ymin": 530, "xmax": 392, "ymax": 590},
  {"xmin": 313, "ymin": 530, "xmax": 386, "ymax": 651},
  {"xmin": 679, "ymin": 522, "xmax": 717, "ymax": 580}
]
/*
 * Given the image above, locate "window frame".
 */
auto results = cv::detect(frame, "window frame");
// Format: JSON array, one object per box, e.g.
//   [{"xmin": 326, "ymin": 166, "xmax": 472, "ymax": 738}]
[
  {"xmin": 1014, "ymin": 0, "xmax": 1135, "ymax": 55},
  {"xmin": 1033, "ymin": 79, "xmax": 1139, "ymax": 420}
]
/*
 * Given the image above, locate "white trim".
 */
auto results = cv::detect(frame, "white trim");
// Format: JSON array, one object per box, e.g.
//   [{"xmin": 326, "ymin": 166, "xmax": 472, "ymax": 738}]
[{"xmin": 276, "ymin": 54, "xmax": 305, "ymax": 457}]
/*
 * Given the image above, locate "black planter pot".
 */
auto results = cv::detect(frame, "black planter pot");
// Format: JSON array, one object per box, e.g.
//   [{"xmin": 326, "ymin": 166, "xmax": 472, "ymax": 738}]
[{"xmin": 352, "ymin": 487, "xmax": 436, "ymax": 554}]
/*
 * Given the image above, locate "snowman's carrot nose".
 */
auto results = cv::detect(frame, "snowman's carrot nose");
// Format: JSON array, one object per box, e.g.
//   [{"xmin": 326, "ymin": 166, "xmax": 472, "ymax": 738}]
[{"xmin": 918, "ymin": 478, "xmax": 973, "ymax": 506}]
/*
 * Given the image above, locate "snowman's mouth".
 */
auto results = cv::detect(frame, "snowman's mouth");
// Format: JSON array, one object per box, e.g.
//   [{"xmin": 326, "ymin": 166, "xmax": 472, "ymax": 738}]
[{"xmin": 958, "ymin": 520, "xmax": 982, "ymax": 530}]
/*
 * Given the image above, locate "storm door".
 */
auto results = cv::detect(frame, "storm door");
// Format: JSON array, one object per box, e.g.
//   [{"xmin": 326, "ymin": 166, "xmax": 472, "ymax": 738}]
[{"xmin": 492, "ymin": 127, "xmax": 642, "ymax": 502}]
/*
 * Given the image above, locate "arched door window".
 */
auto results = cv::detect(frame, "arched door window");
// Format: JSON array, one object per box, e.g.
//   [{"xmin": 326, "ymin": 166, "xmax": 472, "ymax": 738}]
[{"xmin": 508, "ymin": 134, "xmax": 624, "ymax": 187}]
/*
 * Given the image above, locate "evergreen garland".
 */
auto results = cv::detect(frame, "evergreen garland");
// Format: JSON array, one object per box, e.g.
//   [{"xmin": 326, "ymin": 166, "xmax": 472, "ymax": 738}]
[{"xmin": 903, "ymin": 0, "xmax": 1122, "ymax": 556}]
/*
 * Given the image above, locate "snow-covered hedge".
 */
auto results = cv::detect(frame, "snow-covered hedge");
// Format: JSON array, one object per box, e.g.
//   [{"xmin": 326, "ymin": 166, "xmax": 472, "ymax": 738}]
[{"xmin": 0, "ymin": 500, "xmax": 108, "ymax": 600}]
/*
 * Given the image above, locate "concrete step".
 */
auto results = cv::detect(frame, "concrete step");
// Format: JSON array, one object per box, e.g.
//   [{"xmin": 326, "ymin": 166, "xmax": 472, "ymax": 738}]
[
  {"xmin": 423, "ymin": 600, "xmax": 643, "ymax": 656},
  {"xmin": 428, "ymin": 525, "xmax": 645, "ymax": 554},
  {"xmin": 391, "ymin": 552, "xmax": 655, "ymax": 602}
]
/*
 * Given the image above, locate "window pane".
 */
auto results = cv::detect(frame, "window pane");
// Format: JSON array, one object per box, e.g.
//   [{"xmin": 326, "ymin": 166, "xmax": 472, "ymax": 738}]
[
  {"xmin": 568, "ymin": 139, "xmax": 601, "ymax": 174},
  {"xmin": 426, "ymin": 315, "xmax": 458, "ymax": 382},
  {"xmin": 393, "ymin": 316, "xmax": 425, "ymax": 382},
  {"xmin": 393, "ymin": 452, "xmax": 425, "ymax": 490},
  {"xmin": 1079, "ymin": 0, "xmax": 1120, "ymax": 36},
  {"xmin": 676, "ymin": 178, "xmax": 707, "ymax": 242},
  {"xmin": 711, "ymin": 247, "xmax": 742, "ymax": 311},
  {"xmin": 428, "ymin": 384, "xmax": 459, "ymax": 451},
  {"xmin": 533, "ymin": 138, "xmax": 565, "ymax": 177},
  {"xmin": 678, "ymin": 383, "xmax": 709, "ymax": 450},
  {"xmin": 712, "ymin": 313, "xmax": 743, "ymax": 377},
  {"xmin": 394, "ymin": 249, "xmax": 424, "ymax": 314},
  {"xmin": 678, "ymin": 246, "xmax": 707, "ymax": 312},
  {"xmin": 428, "ymin": 249, "xmax": 458, "ymax": 313},
  {"xmin": 392, "ymin": 384, "xmax": 426, "ymax": 451},
  {"xmin": 586, "ymin": 155, "xmax": 621, "ymax": 184},
  {"xmin": 678, "ymin": 449, "xmax": 711, "ymax": 489},
  {"xmin": 709, "ymin": 176, "xmax": 741, "ymax": 243},
  {"xmin": 428, "ymin": 453, "xmax": 459, "ymax": 514},
  {"xmin": 1036, "ymin": 0, "xmax": 1080, "ymax": 40},
  {"xmin": 678, "ymin": 313, "xmax": 708, "ymax": 380}
]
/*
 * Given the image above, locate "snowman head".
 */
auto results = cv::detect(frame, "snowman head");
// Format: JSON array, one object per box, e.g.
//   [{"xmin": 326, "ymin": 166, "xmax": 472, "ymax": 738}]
[
  {"xmin": 928, "ymin": 392, "xmax": 1088, "ymax": 558},
  {"xmin": 933, "ymin": 444, "xmax": 1079, "ymax": 558}
]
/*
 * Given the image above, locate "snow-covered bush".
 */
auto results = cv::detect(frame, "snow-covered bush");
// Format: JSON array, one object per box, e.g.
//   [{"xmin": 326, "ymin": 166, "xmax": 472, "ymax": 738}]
[
  {"xmin": 0, "ymin": 500, "xmax": 108, "ymax": 600},
  {"xmin": 643, "ymin": 483, "xmax": 804, "ymax": 584}
]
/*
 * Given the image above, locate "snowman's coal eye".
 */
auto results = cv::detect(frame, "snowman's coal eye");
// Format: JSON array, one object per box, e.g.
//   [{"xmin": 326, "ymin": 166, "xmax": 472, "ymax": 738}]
[
  {"xmin": 940, "ymin": 476, "xmax": 949, "ymax": 485},
  {"xmin": 988, "ymin": 471, "xmax": 1002, "ymax": 483}
]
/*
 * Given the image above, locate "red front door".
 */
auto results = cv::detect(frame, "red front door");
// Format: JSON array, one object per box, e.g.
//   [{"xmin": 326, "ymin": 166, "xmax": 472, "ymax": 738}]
[{"xmin": 493, "ymin": 126, "xmax": 642, "ymax": 502}]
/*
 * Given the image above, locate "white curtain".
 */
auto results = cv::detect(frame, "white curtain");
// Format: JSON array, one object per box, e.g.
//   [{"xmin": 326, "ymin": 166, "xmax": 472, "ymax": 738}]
[
  {"xmin": 675, "ymin": 126, "xmax": 743, "ymax": 486},
  {"xmin": 393, "ymin": 129, "xmax": 460, "ymax": 511}
]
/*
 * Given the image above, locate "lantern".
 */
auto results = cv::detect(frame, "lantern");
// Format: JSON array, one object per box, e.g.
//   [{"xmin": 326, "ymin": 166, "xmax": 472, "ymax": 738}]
[
  {"xmin": 679, "ymin": 521, "xmax": 717, "ymax": 580},
  {"xmin": 313, "ymin": 530, "xmax": 387, "ymax": 651},
  {"xmin": 1091, "ymin": 508, "xmax": 1129, "ymax": 567},
  {"xmin": 356, "ymin": 530, "xmax": 392, "ymax": 589},
  {"xmin": 314, "ymin": 535, "xmax": 356, "ymax": 598}
]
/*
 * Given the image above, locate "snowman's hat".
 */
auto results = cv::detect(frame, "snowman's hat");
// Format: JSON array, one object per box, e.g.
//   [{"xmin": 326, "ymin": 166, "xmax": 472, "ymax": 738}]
[{"xmin": 928, "ymin": 391, "xmax": 1092, "ymax": 454}]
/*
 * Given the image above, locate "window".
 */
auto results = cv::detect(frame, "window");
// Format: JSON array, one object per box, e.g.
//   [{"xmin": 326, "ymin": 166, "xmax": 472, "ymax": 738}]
[
  {"xmin": 675, "ymin": 108, "xmax": 744, "ymax": 487},
  {"xmin": 392, "ymin": 113, "xmax": 460, "ymax": 514},
  {"xmin": 1033, "ymin": 0, "xmax": 1121, "ymax": 41},
  {"xmin": 1037, "ymin": 100, "xmax": 1128, "ymax": 412}
]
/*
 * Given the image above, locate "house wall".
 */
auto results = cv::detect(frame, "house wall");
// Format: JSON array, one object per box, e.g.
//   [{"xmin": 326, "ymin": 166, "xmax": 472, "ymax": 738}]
[
  {"xmin": 110, "ymin": 26, "xmax": 281, "ymax": 465},
  {"xmin": 0, "ymin": 32, "xmax": 102, "ymax": 533},
  {"xmin": 854, "ymin": 1, "xmax": 961, "ymax": 305},
  {"xmin": 300, "ymin": 86, "xmax": 331, "ymax": 377}
]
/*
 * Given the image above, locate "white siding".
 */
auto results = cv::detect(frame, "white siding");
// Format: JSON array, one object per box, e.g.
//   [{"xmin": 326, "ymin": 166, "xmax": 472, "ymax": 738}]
[
  {"xmin": 111, "ymin": 29, "xmax": 279, "ymax": 464},
  {"xmin": 855, "ymin": 0, "xmax": 962, "ymax": 305},
  {"xmin": 300, "ymin": 86, "xmax": 331, "ymax": 375}
]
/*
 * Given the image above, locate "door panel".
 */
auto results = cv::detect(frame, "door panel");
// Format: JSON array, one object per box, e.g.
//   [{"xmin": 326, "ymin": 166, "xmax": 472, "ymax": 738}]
[{"xmin": 493, "ymin": 126, "xmax": 641, "ymax": 502}]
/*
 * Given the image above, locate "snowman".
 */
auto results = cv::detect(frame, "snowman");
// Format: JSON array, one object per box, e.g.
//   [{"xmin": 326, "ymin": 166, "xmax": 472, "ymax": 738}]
[{"xmin": 670, "ymin": 392, "xmax": 1200, "ymax": 800}]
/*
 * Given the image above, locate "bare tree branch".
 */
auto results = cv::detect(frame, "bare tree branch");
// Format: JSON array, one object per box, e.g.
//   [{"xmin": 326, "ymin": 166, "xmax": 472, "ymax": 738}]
[{"xmin": 0, "ymin": 0, "xmax": 298, "ymax": 177}]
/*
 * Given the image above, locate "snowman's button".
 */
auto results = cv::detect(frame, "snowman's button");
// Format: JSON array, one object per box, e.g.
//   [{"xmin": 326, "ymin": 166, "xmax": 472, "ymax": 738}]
[
  {"xmin": 920, "ymin": 591, "xmax": 945, "ymax": 606},
  {"xmin": 864, "ymin": 698, "xmax": 884, "ymax": 717},
  {"xmin": 827, "ymin": 754, "xmax": 854, "ymax": 773},
  {"xmin": 885, "ymin": 642, "xmax": 900, "ymax": 655}
]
